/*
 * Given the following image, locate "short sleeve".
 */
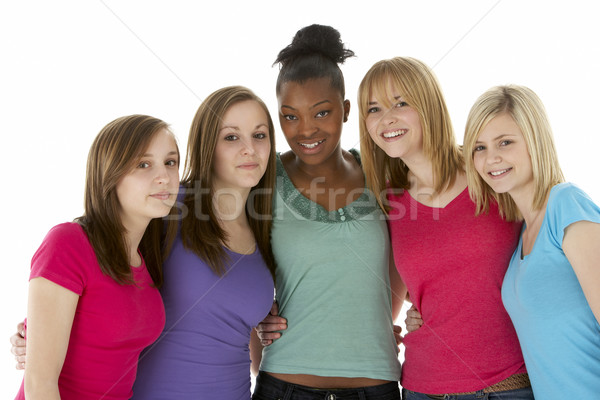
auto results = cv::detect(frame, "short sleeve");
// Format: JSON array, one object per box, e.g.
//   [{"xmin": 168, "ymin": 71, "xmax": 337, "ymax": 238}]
[
  {"xmin": 547, "ymin": 183, "xmax": 600, "ymax": 247},
  {"xmin": 30, "ymin": 223, "xmax": 94, "ymax": 295}
]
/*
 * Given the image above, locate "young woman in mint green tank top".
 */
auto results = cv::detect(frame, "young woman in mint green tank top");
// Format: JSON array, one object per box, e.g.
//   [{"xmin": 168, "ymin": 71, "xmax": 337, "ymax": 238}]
[{"xmin": 252, "ymin": 24, "xmax": 406, "ymax": 400}]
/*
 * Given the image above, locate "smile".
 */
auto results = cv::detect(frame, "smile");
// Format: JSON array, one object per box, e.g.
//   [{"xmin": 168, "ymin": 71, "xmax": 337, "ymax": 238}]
[
  {"xmin": 382, "ymin": 129, "xmax": 407, "ymax": 139},
  {"xmin": 238, "ymin": 163, "xmax": 259, "ymax": 169},
  {"xmin": 150, "ymin": 192, "xmax": 172, "ymax": 200},
  {"xmin": 299, "ymin": 139, "xmax": 325, "ymax": 149},
  {"xmin": 489, "ymin": 168, "xmax": 512, "ymax": 177}
]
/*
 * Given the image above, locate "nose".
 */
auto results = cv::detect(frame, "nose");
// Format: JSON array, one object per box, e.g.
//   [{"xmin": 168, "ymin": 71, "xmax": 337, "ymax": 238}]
[
  {"xmin": 240, "ymin": 137, "xmax": 256, "ymax": 156},
  {"xmin": 486, "ymin": 147, "xmax": 501, "ymax": 164},
  {"xmin": 381, "ymin": 107, "xmax": 398, "ymax": 125},
  {"xmin": 297, "ymin": 118, "xmax": 317, "ymax": 137},
  {"xmin": 155, "ymin": 164, "xmax": 171, "ymax": 184}
]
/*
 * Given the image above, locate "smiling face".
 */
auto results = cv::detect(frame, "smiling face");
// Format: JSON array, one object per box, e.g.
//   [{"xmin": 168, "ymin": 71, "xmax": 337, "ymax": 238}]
[
  {"xmin": 212, "ymin": 100, "xmax": 271, "ymax": 192},
  {"xmin": 364, "ymin": 82, "xmax": 423, "ymax": 162},
  {"xmin": 277, "ymin": 77, "xmax": 349, "ymax": 166},
  {"xmin": 472, "ymin": 113, "xmax": 534, "ymax": 197},
  {"xmin": 116, "ymin": 128, "xmax": 179, "ymax": 232}
]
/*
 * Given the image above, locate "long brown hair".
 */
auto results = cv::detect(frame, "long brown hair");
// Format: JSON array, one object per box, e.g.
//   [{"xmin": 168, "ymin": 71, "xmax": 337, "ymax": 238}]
[
  {"xmin": 77, "ymin": 114, "xmax": 179, "ymax": 287},
  {"xmin": 180, "ymin": 86, "xmax": 276, "ymax": 277},
  {"xmin": 358, "ymin": 57, "xmax": 463, "ymax": 212}
]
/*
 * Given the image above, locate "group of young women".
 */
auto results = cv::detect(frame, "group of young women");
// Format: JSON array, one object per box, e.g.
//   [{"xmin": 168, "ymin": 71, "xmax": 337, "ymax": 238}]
[{"xmin": 10, "ymin": 24, "xmax": 600, "ymax": 400}]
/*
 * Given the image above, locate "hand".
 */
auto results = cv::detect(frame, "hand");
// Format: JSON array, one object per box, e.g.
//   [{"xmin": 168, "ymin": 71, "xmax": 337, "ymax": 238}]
[
  {"xmin": 10, "ymin": 322, "xmax": 26, "ymax": 370},
  {"xmin": 255, "ymin": 302, "xmax": 287, "ymax": 346},
  {"xmin": 393, "ymin": 324, "xmax": 403, "ymax": 347},
  {"xmin": 405, "ymin": 305, "xmax": 424, "ymax": 333}
]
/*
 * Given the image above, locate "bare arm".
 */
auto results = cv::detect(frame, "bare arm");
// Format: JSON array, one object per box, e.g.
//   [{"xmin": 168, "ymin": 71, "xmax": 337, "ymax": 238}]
[
  {"xmin": 389, "ymin": 250, "xmax": 407, "ymax": 323},
  {"xmin": 25, "ymin": 277, "xmax": 78, "ymax": 400},
  {"xmin": 563, "ymin": 220, "xmax": 600, "ymax": 323},
  {"xmin": 249, "ymin": 329, "xmax": 262, "ymax": 376}
]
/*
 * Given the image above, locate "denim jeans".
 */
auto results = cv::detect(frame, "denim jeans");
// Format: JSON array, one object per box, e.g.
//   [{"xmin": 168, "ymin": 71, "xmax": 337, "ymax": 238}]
[
  {"xmin": 401, "ymin": 387, "xmax": 534, "ymax": 400},
  {"xmin": 252, "ymin": 372, "xmax": 401, "ymax": 400}
]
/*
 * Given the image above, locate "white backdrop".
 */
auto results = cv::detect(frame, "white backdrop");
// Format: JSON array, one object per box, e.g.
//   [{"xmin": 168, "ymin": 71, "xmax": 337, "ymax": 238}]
[{"xmin": 2, "ymin": 0, "xmax": 599, "ymax": 394}]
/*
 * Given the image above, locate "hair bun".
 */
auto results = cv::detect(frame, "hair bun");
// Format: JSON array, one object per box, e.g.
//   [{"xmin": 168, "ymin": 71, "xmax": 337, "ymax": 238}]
[{"xmin": 276, "ymin": 24, "xmax": 355, "ymax": 66}]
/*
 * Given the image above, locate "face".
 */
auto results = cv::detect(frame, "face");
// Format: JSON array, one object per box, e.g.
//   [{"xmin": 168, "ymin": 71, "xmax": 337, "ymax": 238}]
[
  {"xmin": 364, "ymin": 81, "xmax": 423, "ymax": 162},
  {"xmin": 472, "ymin": 113, "xmax": 533, "ymax": 197},
  {"xmin": 116, "ymin": 128, "xmax": 179, "ymax": 231},
  {"xmin": 277, "ymin": 77, "xmax": 350, "ymax": 165},
  {"xmin": 212, "ymin": 100, "xmax": 271, "ymax": 192}
]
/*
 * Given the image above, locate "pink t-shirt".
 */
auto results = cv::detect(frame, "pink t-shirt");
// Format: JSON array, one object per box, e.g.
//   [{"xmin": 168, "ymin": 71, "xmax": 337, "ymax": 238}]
[
  {"xmin": 388, "ymin": 188, "xmax": 526, "ymax": 393},
  {"xmin": 15, "ymin": 222, "xmax": 165, "ymax": 400}
]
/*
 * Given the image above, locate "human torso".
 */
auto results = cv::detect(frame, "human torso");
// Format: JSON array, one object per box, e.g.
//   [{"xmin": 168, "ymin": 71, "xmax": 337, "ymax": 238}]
[
  {"xmin": 131, "ymin": 218, "xmax": 275, "ymax": 399},
  {"xmin": 388, "ymin": 188, "xmax": 526, "ymax": 393},
  {"xmin": 502, "ymin": 183, "xmax": 600, "ymax": 398},
  {"xmin": 259, "ymin": 152, "xmax": 401, "ymax": 387},
  {"xmin": 17, "ymin": 222, "xmax": 165, "ymax": 400}
]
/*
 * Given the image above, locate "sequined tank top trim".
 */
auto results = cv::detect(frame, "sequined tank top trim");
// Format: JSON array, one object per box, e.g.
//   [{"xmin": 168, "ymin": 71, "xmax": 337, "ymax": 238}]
[{"xmin": 275, "ymin": 150, "xmax": 378, "ymax": 223}]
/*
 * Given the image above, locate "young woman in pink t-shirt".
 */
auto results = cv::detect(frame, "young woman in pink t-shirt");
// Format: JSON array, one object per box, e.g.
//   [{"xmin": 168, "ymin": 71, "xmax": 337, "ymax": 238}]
[
  {"xmin": 15, "ymin": 115, "xmax": 180, "ymax": 400},
  {"xmin": 357, "ymin": 58, "xmax": 533, "ymax": 399}
]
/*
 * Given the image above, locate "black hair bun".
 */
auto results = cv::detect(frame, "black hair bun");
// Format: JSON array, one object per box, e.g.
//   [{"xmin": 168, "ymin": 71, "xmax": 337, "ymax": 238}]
[{"xmin": 275, "ymin": 24, "xmax": 355, "ymax": 66}]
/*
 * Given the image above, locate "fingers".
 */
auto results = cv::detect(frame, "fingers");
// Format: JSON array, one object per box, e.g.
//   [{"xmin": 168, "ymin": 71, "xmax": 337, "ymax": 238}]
[
  {"xmin": 11, "ymin": 323, "xmax": 27, "ymax": 370},
  {"xmin": 255, "ymin": 323, "xmax": 286, "ymax": 339},
  {"xmin": 269, "ymin": 302, "xmax": 279, "ymax": 316},
  {"xmin": 405, "ymin": 305, "xmax": 424, "ymax": 333},
  {"xmin": 393, "ymin": 324, "xmax": 403, "ymax": 346}
]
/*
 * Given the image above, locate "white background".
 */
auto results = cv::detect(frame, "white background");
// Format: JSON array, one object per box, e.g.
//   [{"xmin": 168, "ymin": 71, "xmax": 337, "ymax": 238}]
[{"xmin": 2, "ymin": 0, "xmax": 599, "ymax": 394}]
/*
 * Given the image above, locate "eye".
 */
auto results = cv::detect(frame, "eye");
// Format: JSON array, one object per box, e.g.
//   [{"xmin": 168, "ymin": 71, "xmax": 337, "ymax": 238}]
[
  {"xmin": 473, "ymin": 145, "xmax": 485, "ymax": 153},
  {"xmin": 254, "ymin": 132, "xmax": 267, "ymax": 139},
  {"xmin": 138, "ymin": 161, "xmax": 151, "ymax": 168},
  {"xmin": 367, "ymin": 107, "xmax": 380, "ymax": 114},
  {"xmin": 283, "ymin": 114, "xmax": 297, "ymax": 121},
  {"xmin": 500, "ymin": 140, "xmax": 512, "ymax": 146},
  {"xmin": 165, "ymin": 159, "xmax": 178, "ymax": 167},
  {"xmin": 315, "ymin": 110, "xmax": 329, "ymax": 118},
  {"xmin": 395, "ymin": 101, "xmax": 408, "ymax": 108},
  {"xmin": 224, "ymin": 134, "xmax": 238, "ymax": 141}
]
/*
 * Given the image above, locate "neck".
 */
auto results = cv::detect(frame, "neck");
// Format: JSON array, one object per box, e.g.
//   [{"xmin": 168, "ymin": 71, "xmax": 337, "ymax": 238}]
[
  {"xmin": 214, "ymin": 186, "xmax": 250, "ymax": 223},
  {"xmin": 511, "ymin": 188, "xmax": 545, "ymax": 227},
  {"xmin": 122, "ymin": 225, "xmax": 146, "ymax": 267},
  {"xmin": 293, "ymin": 145, "xmax": 345, "ymax": 180},
  {"xmin": 404, "ymin": 155, "xmax": 436, "ymax": 192}
]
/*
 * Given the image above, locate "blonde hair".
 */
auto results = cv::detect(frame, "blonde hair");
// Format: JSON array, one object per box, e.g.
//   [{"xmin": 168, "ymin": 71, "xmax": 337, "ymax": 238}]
[
  {"xmin": 180, "ymin": 86, "xmax": 276, "ymax": 276},
  {"xmin": 358, "ymin": 57, "xmax": 462, "ymax": 212},
  {"xmin": 463, "ymin": 84, "xmax": 564, "ymax": 221}
]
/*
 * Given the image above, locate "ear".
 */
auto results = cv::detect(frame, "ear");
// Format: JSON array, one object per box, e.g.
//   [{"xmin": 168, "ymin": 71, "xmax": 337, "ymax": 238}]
[{"xmin": 343, "ymin": 99, "xmax": 350, "ymax": 123}]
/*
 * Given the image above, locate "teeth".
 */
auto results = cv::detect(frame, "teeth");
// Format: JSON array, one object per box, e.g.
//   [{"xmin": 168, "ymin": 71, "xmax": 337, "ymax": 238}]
[
  {"xmin": 383, "ymin": 129, "xmax": 406, "ymax": 138},
  {"xmin": 300, "ymin": 139, "xmax": 324, "ymax": 149},
  {"xmin": 490, "ymin": 169, "xmax": 510, "ymax": 176}
]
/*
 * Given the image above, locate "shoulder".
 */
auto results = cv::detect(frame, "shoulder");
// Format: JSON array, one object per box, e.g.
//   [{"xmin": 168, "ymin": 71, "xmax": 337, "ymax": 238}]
[
  {"xmin": 347, "ymin": 148, "xmax": 361, "ymax": 166},
  {"xmin": 548, "ymin": 183, "xmax": 597, "ymax": 212},
  {"xmin": 42, "ymin": 222, "xmax": 87, "ymax": 245}
]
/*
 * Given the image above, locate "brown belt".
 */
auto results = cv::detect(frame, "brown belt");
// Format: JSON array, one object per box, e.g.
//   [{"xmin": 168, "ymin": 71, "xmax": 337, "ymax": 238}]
[{"xmin": 425, "ymin": 373, "xmax": 531, "ymax": 398}]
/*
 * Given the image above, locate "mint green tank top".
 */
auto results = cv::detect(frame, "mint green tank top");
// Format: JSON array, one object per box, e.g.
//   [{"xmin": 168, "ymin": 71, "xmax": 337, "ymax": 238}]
[{"xmin": 259, "ymin": 152, "xmax": 401, "ymax": 381}]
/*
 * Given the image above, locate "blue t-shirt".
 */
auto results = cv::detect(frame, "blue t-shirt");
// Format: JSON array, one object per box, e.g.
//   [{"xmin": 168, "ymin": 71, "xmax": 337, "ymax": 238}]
[{"xmin": 502, "ymin": 183, "xmax": 600, "ymax": 398}]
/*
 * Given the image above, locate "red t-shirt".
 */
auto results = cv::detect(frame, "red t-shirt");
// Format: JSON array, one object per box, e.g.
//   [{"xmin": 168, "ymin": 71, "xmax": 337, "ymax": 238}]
[
  {"xmin": 387, "ymin": 188, "xmax": 526, "ymax": 393},
  {"xmin": 15, "ymin": 222, "xmax": 165, "ymax": 400}
]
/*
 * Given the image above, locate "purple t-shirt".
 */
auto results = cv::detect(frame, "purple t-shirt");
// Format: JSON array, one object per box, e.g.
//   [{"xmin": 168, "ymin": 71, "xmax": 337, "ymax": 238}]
[{"xmin": 131, "ymin": 231, "xmax": 274, "ymax": 399}]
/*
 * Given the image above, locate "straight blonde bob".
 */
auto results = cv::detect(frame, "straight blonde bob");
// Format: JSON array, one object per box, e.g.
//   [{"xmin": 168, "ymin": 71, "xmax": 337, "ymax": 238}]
[
  {"xmin": 463, "ymin": 84, "xmax": 564, "ymax": 221},
  {"xmin": 358, "ymin": 57, "xmax": 463, "ymax": 212}
]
